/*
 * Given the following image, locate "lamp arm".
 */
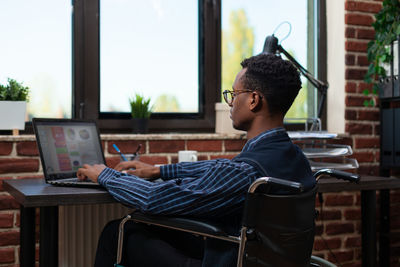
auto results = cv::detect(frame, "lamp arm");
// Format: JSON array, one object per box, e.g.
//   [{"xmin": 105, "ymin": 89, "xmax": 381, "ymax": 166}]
[{"xmin": 277, "ymin": 45, "xmax": 329, "ymax": 119}]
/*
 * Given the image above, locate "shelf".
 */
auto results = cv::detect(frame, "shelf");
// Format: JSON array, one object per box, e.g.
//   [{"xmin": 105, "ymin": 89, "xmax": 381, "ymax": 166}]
[
  {"xmin": 300, "ymin": 143, "xmax": 353, "ymax": 158},
  {"xmin": 309, "ymin": 158, "xmax": 359, "ymax": 171}
]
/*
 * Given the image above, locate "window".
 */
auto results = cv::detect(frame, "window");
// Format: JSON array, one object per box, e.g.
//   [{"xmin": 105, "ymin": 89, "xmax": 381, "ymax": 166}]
[
  {"xmin": 7, "ymin": 0, "xmax": 324, "ymax": 133},
  {"xmin": 0, "ymin": 0, "xmax": 72, "ymax": 120},
  {"xmin": 221, "ymin": 0, "xmax": 324, "ymax": 122},
  {"xmin": 100, "ymin": 0, "xmax": 199, "ymax": 114}
]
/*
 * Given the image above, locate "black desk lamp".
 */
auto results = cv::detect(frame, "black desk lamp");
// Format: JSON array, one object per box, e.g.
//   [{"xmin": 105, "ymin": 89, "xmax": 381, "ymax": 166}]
[{"xmin": 262, "ymin": 35, "xmax": 329, "ymax": 119}]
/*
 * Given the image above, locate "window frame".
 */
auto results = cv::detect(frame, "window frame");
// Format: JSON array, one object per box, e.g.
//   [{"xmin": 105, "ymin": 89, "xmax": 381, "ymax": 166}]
[
  {"xmin": 58, "ymin": 0, "xmax": 325, "ymax": 134},
  {"xmin": 72, "ymin": 0, "xmax": 220, "ymax": 133}
]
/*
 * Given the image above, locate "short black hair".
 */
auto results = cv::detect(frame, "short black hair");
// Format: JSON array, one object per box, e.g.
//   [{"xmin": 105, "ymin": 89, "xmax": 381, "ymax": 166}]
[{"xmin": 240, "ymin": 54, "xmax": 301, "ymax": 115}]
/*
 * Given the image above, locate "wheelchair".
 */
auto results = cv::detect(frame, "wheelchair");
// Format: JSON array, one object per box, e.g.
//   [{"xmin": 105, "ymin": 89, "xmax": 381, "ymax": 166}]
[{"xmin": 114, "ymin": 169, "xmax": 359, "ymax": 267}]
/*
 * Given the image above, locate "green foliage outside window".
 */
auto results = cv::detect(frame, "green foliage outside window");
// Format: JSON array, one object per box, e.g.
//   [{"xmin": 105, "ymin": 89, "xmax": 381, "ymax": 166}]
[
  {"xmin": 222, "ymin": 9, "xmax": 254, "ymax": 95},
  {"xmin": 221, "ymin": 9, "xmax": 307, "ymax": 119},
  {"xmin": 363, "ymin": 0, "xmax": 400, "ymax": 106},
  {"xmin": 0, "ymin": 78, "xmax": 29, "ymax": 101}
]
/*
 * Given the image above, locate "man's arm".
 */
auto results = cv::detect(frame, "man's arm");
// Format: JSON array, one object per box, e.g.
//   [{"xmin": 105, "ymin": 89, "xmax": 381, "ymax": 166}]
[
  {"xmin": 160, "ymin": 159, "xmax": 231, "ymax": 180},
  {"xmin": 99, "ymin": 160, "xmax": 258, "ymax": 217}
]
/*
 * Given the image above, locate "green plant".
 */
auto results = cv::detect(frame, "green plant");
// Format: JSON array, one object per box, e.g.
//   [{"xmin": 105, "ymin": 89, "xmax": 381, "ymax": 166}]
[
  {"xmin": 0, "ymin": 78, "xmax": 30, "ymax": 101},
  {"xmin": 364, "ymin": 0, "xmax": 400, "ymax": 106},
  {"xmin": 129, "ymin": 94, "xmax": 152, "ymax": 118}
]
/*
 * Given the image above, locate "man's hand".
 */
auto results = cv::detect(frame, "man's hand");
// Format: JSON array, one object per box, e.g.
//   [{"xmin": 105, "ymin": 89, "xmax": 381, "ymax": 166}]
[
  {"xmin": 77, "ymin": 164, "xmax": 107, "ymax": 183},
  {"xmin": 114, "ymin": 161, "xmax": 160, "ymax": 179}
]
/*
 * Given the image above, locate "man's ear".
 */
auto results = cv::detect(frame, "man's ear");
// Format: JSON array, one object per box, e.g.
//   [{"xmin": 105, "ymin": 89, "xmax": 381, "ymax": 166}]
[{"xmin": 249, "ymin": 92, "xmax": 263, "ymax": 112}]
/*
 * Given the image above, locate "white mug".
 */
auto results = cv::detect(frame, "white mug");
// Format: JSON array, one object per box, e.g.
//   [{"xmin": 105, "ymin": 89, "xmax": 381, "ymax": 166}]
[{"xmin": 178, "ymin": 150, "xmax": 198, "ymax": 163}]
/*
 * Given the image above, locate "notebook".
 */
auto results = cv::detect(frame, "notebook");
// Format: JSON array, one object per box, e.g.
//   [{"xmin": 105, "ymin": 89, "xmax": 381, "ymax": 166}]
[{"xmin": 32, "ymin": 118, "xmax": 105, "ymax": 187}]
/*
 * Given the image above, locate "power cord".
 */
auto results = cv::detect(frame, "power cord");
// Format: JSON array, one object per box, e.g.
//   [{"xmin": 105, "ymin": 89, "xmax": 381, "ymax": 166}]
[{"xmin": 318, "ymin": 192, "xmax": 342, "ymax": 267}]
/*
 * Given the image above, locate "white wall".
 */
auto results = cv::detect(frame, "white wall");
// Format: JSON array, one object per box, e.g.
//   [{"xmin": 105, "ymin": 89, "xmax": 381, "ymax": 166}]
[{"xmin": 327, "ymin": 0, "xmax": 346, "ymax": 134}]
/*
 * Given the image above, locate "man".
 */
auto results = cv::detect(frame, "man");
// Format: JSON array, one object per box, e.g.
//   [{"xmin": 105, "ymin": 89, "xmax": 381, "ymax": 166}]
[{"xmin": 77, "ymin": 54, "xmax": 315, "ymax": 266}]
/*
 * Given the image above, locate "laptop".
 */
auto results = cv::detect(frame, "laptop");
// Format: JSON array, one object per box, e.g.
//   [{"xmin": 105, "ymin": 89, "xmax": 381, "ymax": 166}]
[{"xmin": 32, "ymin": 118, "xmax": 106, "ymax": 187}]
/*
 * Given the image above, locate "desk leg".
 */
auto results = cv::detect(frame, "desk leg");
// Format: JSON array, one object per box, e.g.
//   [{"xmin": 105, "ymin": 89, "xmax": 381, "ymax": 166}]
[
  {"xmin": 361, "ymin": 190, "xmax": 377, "ymax": 267},
  {"xmin": 20, "ymin": 206, "xmax": 36, "ymax": 267},
  {"xmin": 39, "ymin": 206, "xmax": 58, "ymax": 267}
]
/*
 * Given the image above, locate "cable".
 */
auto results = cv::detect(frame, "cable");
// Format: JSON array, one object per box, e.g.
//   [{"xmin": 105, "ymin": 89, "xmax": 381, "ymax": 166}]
[{"xmin": 272, "ymin": 21, "xmax": 292, "ymax": 44}]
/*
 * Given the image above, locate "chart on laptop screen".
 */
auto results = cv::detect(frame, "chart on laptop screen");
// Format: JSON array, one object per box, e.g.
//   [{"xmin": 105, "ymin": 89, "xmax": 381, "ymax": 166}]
[{"xmin": 36, "ymin": 124, "xmax": 103, "ymax": 174}]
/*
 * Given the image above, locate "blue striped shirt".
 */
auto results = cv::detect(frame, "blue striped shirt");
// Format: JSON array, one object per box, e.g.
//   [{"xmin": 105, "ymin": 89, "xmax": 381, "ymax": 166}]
[{"xmin": 98, "ymin": 127, "xmax": 286, "ymax": 217}]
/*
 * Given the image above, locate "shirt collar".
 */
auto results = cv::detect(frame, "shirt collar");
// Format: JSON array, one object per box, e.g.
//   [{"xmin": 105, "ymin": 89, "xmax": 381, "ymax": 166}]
[{"xmin": 242, "ymin": 127, "xmax": 286, "ymax": 152}]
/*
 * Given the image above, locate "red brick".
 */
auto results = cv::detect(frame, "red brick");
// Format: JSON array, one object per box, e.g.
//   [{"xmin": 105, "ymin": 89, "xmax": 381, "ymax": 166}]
[
  {"xmin": 105, "ymin": 157, "xmax": 121, "ymax": 169},
  {"xmin": 374, "ymin": 124, "xmax": 380, "ymax": 135},
  {"xmin": 0, "ymin": 247, "xmax": 14, "ymax": 263},
  {"xmin": 0, "ymin": 213, "xmax": 13, "ymax": 228},
  {"xmin": 345, "ymin": 110, "xmax": 357, "ymax": 120},
  {"xmin": 139, "ymin": 156, "xmax": 168, "ymax": 165},
  {"xmin": 327, "ymin": 137, "xmax": 353, "ymax": 146},
  {"xmin": 391, "ymin": 215, "xmax": 400, "ymax": 229},
  {"xmin": 16, "ymin": 141, "xmax": 39, "ymax": 156},
  {"xmin": 224, "ymin": 139, "xmax": 246, "ymax": 152},
  {"xmin": 187, "ymin": 140, "xmax": 222, "ymax": 152},
  {"xmin": 346, "ymin": 82, "xmax": 357, "ymax": 93},
  {"xmin": 354, "ymin": 137, "xmax": 380, "ymax": 149},
  {"xmin": 358, "ymin": 110, "xmax": 379, "ymax": 121},
  {"xmin": 0, "ymin": 177, "xmax": 13, "ymax": 191},
  {"xmin": 148, "ymin": 140, "xmax": 185, "ymax": 153},
  {"xmin": 313, "ymin": 237, "xmax": 341, "ymax": 251},
  {"xmin": 344, "ymin": 209, "xmax": 361, "ymax": 220},
  {"xmin": 345, "ymin": 95, "xmax": 368, "ymax": 107},
  {"xmin": 357, "ymin": 166, "xmax": 379, "ymax": 176},
  {"xmin": 357, "ymin": 55, "xmax": 370, "ymax": 66},
  {"xmin": 0, "ymin": 231, "xmax": 19, "ymax": 246},
  {"xmin": 357, "ymin": 28, "xmax": 375, "ymax": 40},
  {"xmin": 343, "ymin": 263, "xmax": 362, "ymax": 267},
  {"xmin": 107, "ymin": 140, "xmax": 146, "ymax": 154},
  {"xmin": 345, "ymin": 27, "xmax": 356, "ymax": 38},
  {"xmin": 345, "ymin": 69, "xmax": 367, "ymax": 80},
  {"xmin": 0, "ymin": 159, "xmax": 39, "ymax": 174},
  {"xmin": 346, "ymin": 41, "xmax": 368, "ymax": 52},
  {"xmin": 210, "ymin": 154, "xmax": 237, "ymax": 160},
  {"xmin": 345, "ymin": 123, "xmax": 372, "ymax": 135},
  {"xmin": 326, "ymin": 222, "xmax": 355, "ymax": 235},
  {"xmin": 353, "ymin": 151, "xmax": 374, "ymax": 163},
  {"xmin": 0, "ymin": 195, "xmax": 20, "ymax": 210},
  {"xmin": 325, "ymin": 194, "xmax": 354, "ymax": 206},
  {"xmin": 357, "ymin": 82, "xmax": 373, "ymax": 93},
  {"xmin": 0, "ymin": 142, "xmax": 12, "ymax": 156},
  {"xmin": 327, "ymin": 250, "xmax": 354, "ymax": 263},
  {"xmin": 317, "ymin": 209, "xmax": 342, "ymax": 220},
  {"xmin": 315, "ymin": 224, "xmax": 323, "ymax": 235},
  {"xmin": 345, "ymin": 54, "xmax": 355, "ymax": 65},
  {"xmin": 346, "ymin": 236, "xmax": 361, "ymax": 248},
  {"xmin": 345, "ymin": 14, "xmax": 374, "ymax": 26},
  {"xmin": 345, "ymin": 1, "xmax": 382, "ymax": 13}
]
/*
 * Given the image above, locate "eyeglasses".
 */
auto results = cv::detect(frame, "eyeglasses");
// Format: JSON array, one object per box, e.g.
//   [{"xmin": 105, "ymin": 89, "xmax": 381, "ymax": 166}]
[{"xmin": 222, "ymin": 89, "xmax": 261, "ymax": 106}]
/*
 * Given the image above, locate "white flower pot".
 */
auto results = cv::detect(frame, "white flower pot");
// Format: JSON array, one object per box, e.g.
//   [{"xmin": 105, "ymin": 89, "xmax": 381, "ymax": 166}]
[
  {"xmin": 0, "ymin": 101, "xmax": 27, "ymax": 130},
  {"xmin": 215, "ymin": 102, "xmax": 245, "ymax": 134}
]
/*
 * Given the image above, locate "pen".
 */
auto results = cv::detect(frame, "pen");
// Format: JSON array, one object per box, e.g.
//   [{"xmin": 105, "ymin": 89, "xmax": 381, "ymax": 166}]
[{"xmin": 113, "ymin": 144, "xmax": 128, "ymax": 161}]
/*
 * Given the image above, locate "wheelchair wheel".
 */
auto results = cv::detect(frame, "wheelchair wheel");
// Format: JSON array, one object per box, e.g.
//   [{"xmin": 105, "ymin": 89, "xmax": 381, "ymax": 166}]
[{"xmin": 310, "ymin": 255, "xmax": 337, "ymax": 267}]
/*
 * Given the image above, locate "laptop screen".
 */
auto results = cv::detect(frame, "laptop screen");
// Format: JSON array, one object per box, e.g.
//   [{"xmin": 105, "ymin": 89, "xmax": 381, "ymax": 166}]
[{"xmin": 33, "ymin": 119, "xmax": 105, "ymax": 180}]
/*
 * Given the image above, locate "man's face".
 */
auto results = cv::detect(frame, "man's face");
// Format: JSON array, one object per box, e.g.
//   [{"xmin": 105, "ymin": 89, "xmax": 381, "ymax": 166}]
[{"xmin": 229, "ymin": 68, "xmax": 252, "ymax": 131}]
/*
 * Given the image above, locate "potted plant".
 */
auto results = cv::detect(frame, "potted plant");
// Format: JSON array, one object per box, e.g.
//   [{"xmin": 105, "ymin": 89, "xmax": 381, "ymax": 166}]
[
  {"xmin": 129, "ymin": 93, "xmax": 152, "ymax": 133},
  {"xmin": 0, "ymin": 78, "xmax": 29, "ymax": 130},
  {"xmin": 363, "ymin": 0, "xmax": 400, "ymax": 106}
]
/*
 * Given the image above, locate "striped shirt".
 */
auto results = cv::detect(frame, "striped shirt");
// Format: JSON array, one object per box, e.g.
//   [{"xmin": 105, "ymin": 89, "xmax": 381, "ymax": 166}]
[{"xmin": 98, "ymin": 127, "xmax": 286, "ymax": 217}]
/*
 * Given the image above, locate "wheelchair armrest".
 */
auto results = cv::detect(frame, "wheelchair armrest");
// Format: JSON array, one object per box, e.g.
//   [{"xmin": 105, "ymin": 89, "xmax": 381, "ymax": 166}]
[
  {"xmin": 314, "ymin": 168, "xmax": 360, "ymax": 183},
  {"xmin": 249, "ymin": 177, "xmax": 303, "ymax": 193},
  {"xmin": 129, "ymin": 212, "xmax": 235, "ymax": 239}
]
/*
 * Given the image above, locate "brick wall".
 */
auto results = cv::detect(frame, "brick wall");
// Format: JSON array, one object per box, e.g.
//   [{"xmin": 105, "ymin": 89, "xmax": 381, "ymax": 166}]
[
  {"xmin": 317, "ymin": 0, "xmax": 400, "ymax": 266},
  {"xmin": 0, "ymin": 134, "xmax": 247, "ymax": 266}
]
